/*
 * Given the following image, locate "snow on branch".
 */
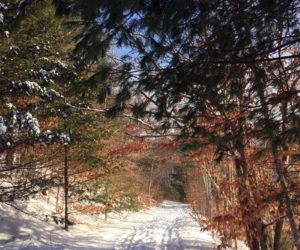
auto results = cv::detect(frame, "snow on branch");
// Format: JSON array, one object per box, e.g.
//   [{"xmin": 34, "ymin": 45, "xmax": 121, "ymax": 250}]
[
  {"xmin": 0, "ymin": 112, "xmax": 40, "ymax": 137},
  {"xmin": 10, "ymin": 46, "xmax": 20, "ymax": 55},
  {"xmin": 4, "ymin": 103, "xmax": 15, "ymax": 109},
  {"xmin": 10, "ymin": 81, "xmax": 63, "ymax": 101},
  {"xmin": 0, "ymin": 113, "xmax": 72, "ymax": 148},
  {"xmin": 39, "ymin": 130, "xmax": 71, "ymax": 145},
  {"xmin": 59, "ymin": 132, "xmax": 71, "ymax": 145},
  {"xmin": 0, "ymin": 2, "xmax": 8, "ymax": 10},
  {"xmin": 0, "ymin": 12, "xmax": 3, "ymax": 24},
  {"xmin": 43, "ymin": 89, "xmax": 63, "ymax": 101},
  {"xmin": 0, "ymin": 116, "xmax": 7, "ymax": 135},
  {"xmin": 11, "ymin": 81, "xmax": 43, "ymax": 95},
  {"xmin": 54, "ymin": 60, "xmax": 67, "ymax": 69}
]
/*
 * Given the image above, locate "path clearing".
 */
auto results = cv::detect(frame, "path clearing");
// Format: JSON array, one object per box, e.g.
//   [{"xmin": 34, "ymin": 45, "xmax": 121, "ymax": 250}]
[
  {"xmin": 113, "ymin": 201, "xmax": 217, "ymax": 250},
  {"xmin": 1, "ymin": 200, "xmax": 248, "ymax": 249}
]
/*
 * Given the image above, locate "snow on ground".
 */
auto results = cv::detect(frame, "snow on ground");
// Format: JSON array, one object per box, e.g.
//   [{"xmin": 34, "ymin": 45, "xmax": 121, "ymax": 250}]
[{"xmin": 0, "ymin": 200, "xmax": 248, "ymax": 250}]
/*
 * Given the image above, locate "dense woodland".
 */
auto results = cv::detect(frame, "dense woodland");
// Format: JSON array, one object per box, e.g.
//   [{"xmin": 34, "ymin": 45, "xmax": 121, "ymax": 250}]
[{"xmin": 0, "ymin": 0, "xmax": 300, "ymax": 249}]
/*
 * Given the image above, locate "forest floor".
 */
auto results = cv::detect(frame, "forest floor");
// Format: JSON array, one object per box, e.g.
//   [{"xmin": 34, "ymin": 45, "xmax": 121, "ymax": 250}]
[{"xmin": 0, "ymin": 199, "xmax": 248, "ymax": 250}]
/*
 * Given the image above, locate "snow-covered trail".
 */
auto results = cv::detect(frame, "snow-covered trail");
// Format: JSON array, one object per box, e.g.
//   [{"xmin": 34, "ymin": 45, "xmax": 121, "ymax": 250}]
[
  {"xmin": 113, "ymin": 201, "xmax": 217, "ymax": 250},
  {"xmin": 1, "ymin": 200, "xmax": 248, "ymax": 250}
]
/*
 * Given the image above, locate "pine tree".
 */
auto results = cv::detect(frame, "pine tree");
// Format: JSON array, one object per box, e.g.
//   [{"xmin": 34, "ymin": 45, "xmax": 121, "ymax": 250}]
[
  {"xmin": 0, "ymin": 0, "xmax": 113, "ymax": 211},
  {"xmin": 0, "ymin": 0, "xmax": 70, "ymax": 202}
]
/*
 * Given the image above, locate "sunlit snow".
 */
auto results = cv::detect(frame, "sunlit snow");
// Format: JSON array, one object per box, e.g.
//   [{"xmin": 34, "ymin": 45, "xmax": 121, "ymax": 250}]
[{"xmin": 0, "ymin": 200, "xmax": 248, "ymax": 250}]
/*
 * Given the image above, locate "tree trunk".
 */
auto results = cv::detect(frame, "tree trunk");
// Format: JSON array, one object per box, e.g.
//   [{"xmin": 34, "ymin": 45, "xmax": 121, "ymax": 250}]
[
  {"xmin": 234, "ymin": 156, "xmax": 260, "ymax": 250},
  {"xmin": 273, "ymin": 218, "xmax": 283, "ymax": 250},
  {"xmin": 64, "ymin": 144, "xmax": 69, "ymax": 231},
  {"xmin": 148, "ymin": 159, "xmax": 154, "ymax": 195},
  {"xmin": 104, "ymin": 209, "xmax": 108, "ymax": 221},
  {"xmin": 256, "ymin": 219, "xmax": 268, "ymax": 250},
  {"xmin": 273, "ymin": 201, "xmax": 283, "ymax": 250},
  {"xmin": 248, "ymin": 222, "xmax": 260, "ymax": 250},
  {"xmin": 56, "ymin": 185, "xmax": 60, "ymax": 213},
  {"xmin": 272, "ymin": 147, "xmax": 300, "ymax": 250}
]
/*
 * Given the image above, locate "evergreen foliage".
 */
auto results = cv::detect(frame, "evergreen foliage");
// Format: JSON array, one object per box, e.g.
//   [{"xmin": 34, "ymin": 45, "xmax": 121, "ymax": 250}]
[{"xmin": 0, "ymin": 0, "xmax": 114, "ymax": 208}]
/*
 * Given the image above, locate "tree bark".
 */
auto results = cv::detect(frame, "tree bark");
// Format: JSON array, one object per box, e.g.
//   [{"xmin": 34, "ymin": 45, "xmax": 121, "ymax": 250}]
[
  {"xmin": 64, "ymin": 144, "xmax": 69, "ymax": 231},
  {"xmin": 273, "ymin": 201, "xmax": 283, "ymax": 250},
  {"xmin": 273, "ymin": 218, "xmax": 283, "ymax": 250},
  {"xmin": 272, "ymin": 147, "xmax": 300, "ymax": 250},
  {"xmin": 234, "ymin": 156, "xmax": 260, "ymax": 250},
  {"xmin": 256, "ymin": 219, "xmax": 268, "ymax": 250}
]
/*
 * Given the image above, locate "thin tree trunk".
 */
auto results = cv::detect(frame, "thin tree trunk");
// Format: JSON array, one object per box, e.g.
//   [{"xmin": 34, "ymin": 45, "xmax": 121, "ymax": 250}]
[
  {"xmin": 64, "ymin": 144, "xmax": 69, "ymax": 231},
  {"xmin": 273, "ymin": 201, "xmax": 283, "ymax": 250},
  {"xmin": 56, "ymin": 185, "xmax": 60, "ymax": 213},
  {"xmin": 273, "ymin": 218, "xmax": 283, "ymax": 250},
  {"xmin": 272, "ymin": 147, "xmax": 300, "ymax": 250},
  {"xmin": 256, "ymin": 219, "xmax": 268, "ymax": 250},
  {"xmin": 148, "ymin": 159, "xmax": 154, "ymax": 195}
]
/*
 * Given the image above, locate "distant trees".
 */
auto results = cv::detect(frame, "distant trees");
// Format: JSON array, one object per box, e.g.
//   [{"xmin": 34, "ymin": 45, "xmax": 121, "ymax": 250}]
[{"xmin": 56, "ymin": 0, "xmax": 300, "ymax": 248}]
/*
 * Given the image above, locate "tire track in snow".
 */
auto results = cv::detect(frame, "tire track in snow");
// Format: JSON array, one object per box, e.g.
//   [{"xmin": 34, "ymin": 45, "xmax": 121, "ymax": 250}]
[
  {"xmin": 115, "ymin": 202, "xmax": 192, "ymax": 249},
  {"xmin": 163, "ymin": 203, "xmax": 188, "ymax": 249},
  {"xmin": 161, "ymin": 217, "xmax": 184, "ymax": 249},
  {"xmin": 115, "ymin": 214, "xmax": 166, "ymax": 249}
]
